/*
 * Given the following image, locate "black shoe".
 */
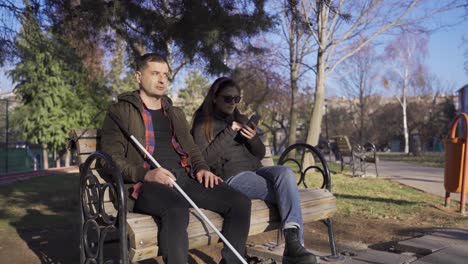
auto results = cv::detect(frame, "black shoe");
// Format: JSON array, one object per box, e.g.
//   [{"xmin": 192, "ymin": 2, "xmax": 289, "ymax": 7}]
[{"xmin": 282, "ymin": 228, "xmax": 317, "ymax": 264}]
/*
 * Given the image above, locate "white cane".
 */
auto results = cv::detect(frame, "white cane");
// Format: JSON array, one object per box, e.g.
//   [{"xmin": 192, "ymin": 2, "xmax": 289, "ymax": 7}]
[{"xmin": 108, "ymin": 113, "xmax": 247, "ymax": 264}]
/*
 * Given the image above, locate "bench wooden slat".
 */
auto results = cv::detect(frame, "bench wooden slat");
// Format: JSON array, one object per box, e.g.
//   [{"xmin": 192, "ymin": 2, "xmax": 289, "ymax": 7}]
[
  {"xmin": 129, "ymin": 245, "xmax": 159, "ymax": 263},
  {"xmin": 70, "ymin": 129, "xmax": 101, "ymax": 139},
  {"xmin": 128, "ymin": 216, "xmax": 158, "ymax": 249},
  {"xmin": 128, "ymin": 199, "xmax": 337, "ymax": 262},
  {"xmin": 127, "ymin": 189, "xmax": 336, "ymax": 255},
  {"xmin": 75, "ymin": 138, "xmax": 99, "ymax": 154}
]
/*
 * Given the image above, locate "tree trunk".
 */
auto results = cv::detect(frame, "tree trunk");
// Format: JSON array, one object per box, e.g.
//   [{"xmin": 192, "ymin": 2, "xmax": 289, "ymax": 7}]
[
  {"xmin": 302, "ymin": 47, "xmax": 328, "ymax": 169},
  {"xmin": 272, "ymin": 130, "xmax": 278, "ymax": 154},
  {"xmin": 287, "ymin": 16, "xmax": 299, "ymax": 149},
  {"xmin": 403, "ymin": 64, "xmax": 409, "ymax": 154},
  {"xmin": 65, "ymin": 148, "xmax": 71, "ymax": 167},
  {"xmin": 42, "ymin": 144, "xmax": 49, "ymax": 169},
  {"xmin": 55, "ymin": 150, "xmax": 60, "ymax": 168},
  {"xmin": 402, "ymin": 98, "xmax": 409, "ymax": 154},
  {"xmin": 288, "ymin": 77, "xmax": 298, "ymax": 147},
  {"xmin": 359, "ymin": 95, "xmax": 365, "ymax": 144},
  {"xmin": 306, "ymin": 48, "xmax": 326, "ymax": 146},
  {"xmin": 306, "ymin": 2, "xmax": 327, "ymax": 147}
]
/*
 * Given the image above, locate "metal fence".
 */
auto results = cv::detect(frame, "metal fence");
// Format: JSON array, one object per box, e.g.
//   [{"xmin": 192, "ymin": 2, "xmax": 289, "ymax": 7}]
[{"xmin": 0, "ymin": 98, "xmax": 33, "ymax": 174}]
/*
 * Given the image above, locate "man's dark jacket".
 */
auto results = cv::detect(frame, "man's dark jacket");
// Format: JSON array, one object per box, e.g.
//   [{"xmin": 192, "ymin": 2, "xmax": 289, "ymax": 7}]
[{"xmin": 101, "ymin": 91, "xmax": 210, "ymax": 208}]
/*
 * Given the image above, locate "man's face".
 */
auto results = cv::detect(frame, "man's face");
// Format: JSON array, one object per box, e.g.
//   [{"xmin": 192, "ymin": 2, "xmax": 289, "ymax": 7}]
[
  {"xmin": 214, "ymin": 86, "xmax": 241, "ymax": 115},
  {"xmin": 135, "ymin": 61, "xmax": 170, "ymax": 98}
]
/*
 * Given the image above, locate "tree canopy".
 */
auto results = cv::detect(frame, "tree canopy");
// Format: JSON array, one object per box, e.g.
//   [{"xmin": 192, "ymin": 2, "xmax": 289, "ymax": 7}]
[
  {"xmin": 9, "ymin": 5, "xmax": 104, "ymax": 154},
  {"xmin": 46, "ymin": 0, "xmax": 275, "ymax": 73}
]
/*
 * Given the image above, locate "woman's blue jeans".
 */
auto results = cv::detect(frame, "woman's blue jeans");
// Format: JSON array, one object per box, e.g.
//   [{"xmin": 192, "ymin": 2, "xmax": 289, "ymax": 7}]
[{"xmin": 225, "ymin": 165, "xmax": 304, "ymax": 242}]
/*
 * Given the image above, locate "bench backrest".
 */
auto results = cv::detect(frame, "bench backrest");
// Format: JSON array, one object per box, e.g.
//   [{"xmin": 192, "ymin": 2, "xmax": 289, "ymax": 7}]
[
  {"xmin": 332, "ymin": 135, "xmax": 352, "ymax": 157},
  {"xmin": 70, "ymin": 129, "xmax": 101, "ymax": 164},
  {"xmin": 71, "ymin": 128, "xmax": 276, "ymax": 167}
]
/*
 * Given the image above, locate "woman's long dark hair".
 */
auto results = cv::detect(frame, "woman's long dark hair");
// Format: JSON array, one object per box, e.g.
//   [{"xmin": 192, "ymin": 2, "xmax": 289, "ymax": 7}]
[{"xmin": 191, "ymin": 77, "xmax": 243, "ymax": 142}]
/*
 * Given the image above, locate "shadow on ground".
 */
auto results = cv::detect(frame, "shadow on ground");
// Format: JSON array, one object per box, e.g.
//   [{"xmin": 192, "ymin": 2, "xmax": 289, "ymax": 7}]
[
  {"xmin": 13, "ymin": 209, "xmax": 80, "ymax": 263},
  {"xmin": 1, "ymin": 174, "xmax": 224, "ymax": 264},
  {"xmin": 0, "ymin": 174, "xmax": 81, "ymax": 263},
  {"xmin": 334, "ymin": 193, "xmax": 420, "ymax": 205}
]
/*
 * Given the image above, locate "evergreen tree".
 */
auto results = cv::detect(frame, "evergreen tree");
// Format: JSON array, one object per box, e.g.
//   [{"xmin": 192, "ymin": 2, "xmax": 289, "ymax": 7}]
[
  {"xmin": 178, "ymin": 70, "xmax": 209, "ymax": 120},
  {"xmin": 9, "ymin": 4, "xmax": 100, "ymax": 168},
  {"xmin": 46, "ymin": 0, "xmax": 274, "ymax": 74},
  {"xmin": 107, "ymin": 36, "xmax": 137, "ymax": 95}
]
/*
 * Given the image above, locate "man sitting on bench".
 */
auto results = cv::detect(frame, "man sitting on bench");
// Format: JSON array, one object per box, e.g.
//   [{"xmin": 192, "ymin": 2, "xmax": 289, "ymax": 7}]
[
  {"xmin": 101, "ymin": 54, "xmax": 251, "ymax": 264},
  {"xmin": 191, "ymin": 77, "xmax": 317, "ymax": 264}
]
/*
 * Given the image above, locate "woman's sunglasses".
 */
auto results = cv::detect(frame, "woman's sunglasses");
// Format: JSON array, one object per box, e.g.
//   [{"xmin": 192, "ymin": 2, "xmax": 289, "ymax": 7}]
[{"xmin": 223, "ymin": 95, "xmax": 242, "ymax": 104}]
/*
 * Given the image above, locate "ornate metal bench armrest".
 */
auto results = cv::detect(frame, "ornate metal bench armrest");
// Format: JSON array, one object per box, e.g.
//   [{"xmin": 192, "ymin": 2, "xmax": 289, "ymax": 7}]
[
  {"xmin": 79, "ymin": 151, "xmax": 129, "ymax": 264},
  {"xmin": 278, "ymin": 143, "xmax": 332, "ymax": 192}
]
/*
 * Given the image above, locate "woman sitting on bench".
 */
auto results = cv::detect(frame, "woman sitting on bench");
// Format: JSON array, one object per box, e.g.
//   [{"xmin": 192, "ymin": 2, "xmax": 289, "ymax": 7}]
[{"xmin": 191, "ymin": 77, "xmax": 317, "ymax": 264}]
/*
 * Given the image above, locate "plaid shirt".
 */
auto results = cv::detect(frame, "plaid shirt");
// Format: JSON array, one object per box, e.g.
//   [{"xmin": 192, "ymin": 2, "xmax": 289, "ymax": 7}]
[{"xmin": 132, "ymin": 99, "xmax": 193, "ymax": 199}]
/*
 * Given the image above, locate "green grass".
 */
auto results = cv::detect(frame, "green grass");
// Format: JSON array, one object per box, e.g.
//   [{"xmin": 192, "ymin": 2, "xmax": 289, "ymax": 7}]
[
  {"xmin": 278, "ymin": 153, "xmax": 461, "ymax": 222},
  {"xmin": 1, "ymin": 168, "xmax": 466, "ymax": 235},
  {"xmin": 379, "ymin": 152, "xmax": 445, "ymax": 168},
  {"xmin": 327, "ymin": 174, "xmax": 439, "ymax": 219},
  {"xmin": 0, "ymin": 173, "xmax": 80, "ymax": 231},
  {"xmin": 302, "ymin": 171, "xmax": 468, "ymax": 226}
]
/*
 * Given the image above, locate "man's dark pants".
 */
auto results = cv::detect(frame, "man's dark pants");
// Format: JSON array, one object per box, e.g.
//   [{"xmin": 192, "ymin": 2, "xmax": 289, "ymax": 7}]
[{"xmin": 134, "ymin": 175, "xmax": 251, "ymax": 264}]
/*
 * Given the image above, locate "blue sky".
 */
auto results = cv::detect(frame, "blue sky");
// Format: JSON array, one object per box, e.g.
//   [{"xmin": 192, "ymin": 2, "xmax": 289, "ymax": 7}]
[
  {"xmin": 0, "ymin": 2, "xmax": 467, "ymax": 95},
  {"xmin": 427, "ymin": 21, "xmax": 467, "ymax": 91}
]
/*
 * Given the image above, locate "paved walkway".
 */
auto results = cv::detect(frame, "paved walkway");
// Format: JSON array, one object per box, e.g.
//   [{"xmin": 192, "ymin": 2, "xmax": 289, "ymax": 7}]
[
  {"xmin": 0, "ymin": 166, "xmax": 79, "ymax": 185},
  {"xmin": 252, "ymin": 226, "xmax": 468, "ymax": 264},
  {"xmin": 326, "ymin": 160, "xmax": 468, "ymax": 264},
  {"xmin": 376, "ymin": 160, "xmax": 465, "ymax": 204},
  {"xmin": 316, "ymin": 227, "xmax": 468, "ymax": 264}
]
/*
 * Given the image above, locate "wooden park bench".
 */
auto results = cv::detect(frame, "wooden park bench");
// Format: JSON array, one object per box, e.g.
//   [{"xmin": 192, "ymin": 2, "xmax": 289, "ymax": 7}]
[
  {"xmin": 70, "ymin": 129, "xmax": 340, "ymax": 263},
  {"xmin": 331, "ymin": 135, "xmax": 379, "ymax": 177}
]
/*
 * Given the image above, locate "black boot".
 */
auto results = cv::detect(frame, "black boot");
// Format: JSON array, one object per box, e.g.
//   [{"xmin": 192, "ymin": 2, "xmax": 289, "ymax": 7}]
[{"xmin": 282, "ymin": 228, "xmax": 317, "ymax": 264}]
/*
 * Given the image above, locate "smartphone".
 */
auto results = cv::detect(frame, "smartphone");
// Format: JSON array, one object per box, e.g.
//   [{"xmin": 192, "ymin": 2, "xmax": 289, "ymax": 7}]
[{"xmin": 246, "ymin": 114, "xmax": 261, "ymax": 128}]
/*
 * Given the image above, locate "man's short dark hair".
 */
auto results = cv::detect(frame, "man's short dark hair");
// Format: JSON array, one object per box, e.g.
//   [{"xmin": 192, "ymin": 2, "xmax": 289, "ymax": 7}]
[{"xmin": 136, "ymin": 53, "xmax": 168, "ymax": 71}]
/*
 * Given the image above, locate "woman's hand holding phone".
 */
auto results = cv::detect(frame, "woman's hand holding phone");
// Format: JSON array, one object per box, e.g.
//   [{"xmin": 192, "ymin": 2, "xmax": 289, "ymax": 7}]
[
  {"xmin": 231, "ymin": 114, "xmax": 261, "ymax": 139},
  {"xmin": 239, "ymin": 125, "xmax": 256, "ymax": 139},
  {"xmin": 231, "ymin": 121, "xmax": 243, "ymax": 131},
  {"xmin": 240, "ymin": 114, "xmax": 261, "ymax": 139},
  {"xmin": 231, "ymin": 121, "xmax": 256, "ymax": 138}
]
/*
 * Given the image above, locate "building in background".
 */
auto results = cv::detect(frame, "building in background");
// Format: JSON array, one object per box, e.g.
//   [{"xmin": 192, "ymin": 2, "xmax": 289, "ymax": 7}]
[{"xmin": 457, "ymin": 84, "xmax": 468, "ymax": 113}]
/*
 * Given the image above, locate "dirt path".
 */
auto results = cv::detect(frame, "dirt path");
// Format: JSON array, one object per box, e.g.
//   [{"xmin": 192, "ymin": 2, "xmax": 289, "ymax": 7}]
[{"xmin": 0, "ymin": 226, "xmax": 79, "ymax": 264}]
